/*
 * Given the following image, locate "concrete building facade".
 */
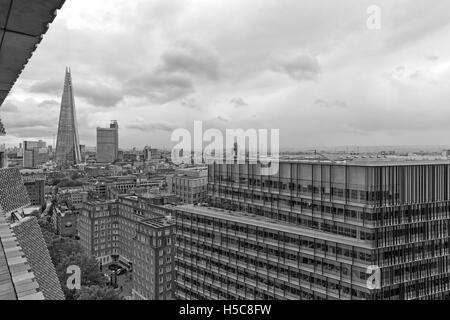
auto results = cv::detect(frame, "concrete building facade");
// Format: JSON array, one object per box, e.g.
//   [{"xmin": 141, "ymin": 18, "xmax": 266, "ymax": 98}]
[
  {"xmin": 173, "ymin": 160, "xmax": 450, "ymax": 300},
  {"xmin": 132, "ymin": 214, "xmax": 175, "ymax": 300},
  {"xmin": 79, "ymin": 200, "xmax": 119, "ymax": 265}
]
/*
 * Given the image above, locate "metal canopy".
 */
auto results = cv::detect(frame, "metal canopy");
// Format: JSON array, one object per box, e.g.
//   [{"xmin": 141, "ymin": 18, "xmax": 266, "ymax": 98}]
[{"xmin": 0, "ymin": 0, "xmax": 65, "ymax": 134}]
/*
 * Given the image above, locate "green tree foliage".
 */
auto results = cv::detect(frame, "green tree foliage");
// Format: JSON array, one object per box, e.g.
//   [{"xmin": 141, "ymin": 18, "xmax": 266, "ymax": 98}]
[
  {"xmin": 57, "ymin": 179, "xmax": 83, "ymax": 188},
  {"xmin": 47, "ymin": 236, "xmax": 110, "ymax": 299},
  {"xmin": 39, "ymin": 219, "xmax": 122, "ymax": 300},
  {"xmin": 76, "ymin": 285, "xmax": 123, "ymax": 300}
]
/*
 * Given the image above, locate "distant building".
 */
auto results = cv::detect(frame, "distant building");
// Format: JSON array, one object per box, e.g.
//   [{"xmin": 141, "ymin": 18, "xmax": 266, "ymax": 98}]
[
  {"xmin": 0, "ymin": 147, "xmax": 7, "ymax": 168},
  {"xmin": 52, "ymin": 208, "xmax": 78, "ymax": 237},
  {"xmin": 167, "ymin": 167, "xmax": 208, "ymax": 204},
  {"xmin": 144, "ymin": 147, "xmax": 163, "ymax": 161},
  {"xmin": 132, "ymin": 214, "xmax": 176, "ymax": 300},
  {"xmin": 97, "ymin": 121, "xmax": 119, "ymax": 163},
  {"xmin": 57, "ymin": 187, "xmax": 88, "ymax": 209},
  {"xmin": 92, "ymin": 175, "xmax": 137, "ymax": 199},
  {"xmin": 23, "ymin": 140, "xmax": 49, "ymax": 168},
  {"xmin": 80, "ymin": 145, "xmax": 86, "ymax": 162}
]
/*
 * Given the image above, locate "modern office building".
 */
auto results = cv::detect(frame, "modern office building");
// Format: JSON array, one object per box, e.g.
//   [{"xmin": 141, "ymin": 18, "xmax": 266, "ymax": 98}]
[
  {"xmin": 172, "ymin": 159, "xmax": 450, "ymax": 300},
  {"xmin": 167, "ymin": 167, "xmax": 208, "ymax": 204},
  {"xmin": 132, "ymin": 214, "xmax": 176, "ymax": 300},
  {"xmin": 55, "ymin": 68, "xmax": 82, "ymax": 166},
  {"xmin": 144, "ymin": 147, "xmax": 163, "ymax": 161},
  {"xmin": 97, "ymin": 121, "xmax": 119, "ymax": 164}
]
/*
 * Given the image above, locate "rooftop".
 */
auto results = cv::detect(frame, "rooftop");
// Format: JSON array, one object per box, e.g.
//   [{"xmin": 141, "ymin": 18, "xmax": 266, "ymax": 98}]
[
  {"xmin": 218, "ymin": 158, "xmax": 450, "ymax": 167},
  {"xmin": 140, "ymin": 216, "xmax": 175, "ymax": 229}
]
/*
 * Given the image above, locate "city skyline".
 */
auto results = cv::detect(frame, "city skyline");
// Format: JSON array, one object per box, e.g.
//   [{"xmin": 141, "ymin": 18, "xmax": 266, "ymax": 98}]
[
  {"xmin": 1, "ymin": 0, "xmax": 450, "ymax": 149},
  {"xmin": 2, "ymin": 0, "xmax": 450, "ymax": 304}
]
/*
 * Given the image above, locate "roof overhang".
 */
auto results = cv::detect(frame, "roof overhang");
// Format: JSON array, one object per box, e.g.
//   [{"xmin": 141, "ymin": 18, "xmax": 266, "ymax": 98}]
[{"xmin": 0, "ymin": 0, "xmax": 66, "ymax": 134}]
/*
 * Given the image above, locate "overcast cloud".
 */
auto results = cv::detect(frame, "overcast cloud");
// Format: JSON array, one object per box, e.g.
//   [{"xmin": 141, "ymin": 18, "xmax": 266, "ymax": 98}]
[{"xmin": 2, "ymin": 0, "xmax": 450, "ymax": 149}]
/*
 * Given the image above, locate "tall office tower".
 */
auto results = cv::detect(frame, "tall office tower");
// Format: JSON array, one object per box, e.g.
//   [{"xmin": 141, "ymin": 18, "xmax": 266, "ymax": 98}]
[
  {"xmin": 97, "ymin": 121, "xmax": 119, "ymax": 163},
  {"xmin": 55, "ymin": 68, "xmax": 82, "ymax": 166},
  {"xmin": 173, "ymin": 160, "xmax": 450, "ymax": 300}
]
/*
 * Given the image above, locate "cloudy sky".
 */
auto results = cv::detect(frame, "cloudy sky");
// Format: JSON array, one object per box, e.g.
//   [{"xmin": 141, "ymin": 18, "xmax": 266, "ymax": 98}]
[{"xmin": 2, "ymin": 0, "xmax": 450, "ymax": 150}]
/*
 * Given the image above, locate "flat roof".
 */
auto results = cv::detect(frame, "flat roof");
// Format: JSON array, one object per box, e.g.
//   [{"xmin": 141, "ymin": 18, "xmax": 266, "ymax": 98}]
[
  {"xmin": 213, "ymin": 158, "xmax": 450, "ymax": 167},
  {"xmin": 175, "ymin": 205, "xmax": 373, "ymax": 249},
  {"xmin": 140, "ymin": 216, "xmax": 175, "ymax": 229}
]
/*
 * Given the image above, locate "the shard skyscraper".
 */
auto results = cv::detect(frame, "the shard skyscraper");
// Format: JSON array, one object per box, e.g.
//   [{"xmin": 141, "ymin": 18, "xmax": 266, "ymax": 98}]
[{"xmin": 55, "ymin": 67, "xmax": 81, "ymax": 166}]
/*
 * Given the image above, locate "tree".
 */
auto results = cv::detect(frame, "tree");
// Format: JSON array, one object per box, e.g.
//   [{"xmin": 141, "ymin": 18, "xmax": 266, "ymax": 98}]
[
  {"xmin": 47, "ymin": 237, "xmax": 108, "ymax": 300},
  {"xmin": 75, "ymin": 285, "xmax": 123, "ymax": 300},
  {"xmin": 57, "ymin": 179, "xmax": 83, "ymax": 188},
  {"xmin": 38, "ymin": 222, "xmax": 121, "ymax": 300},
  {"xmin": 38, "ymin": 218, "xmax": 59, "ymax": 246}
]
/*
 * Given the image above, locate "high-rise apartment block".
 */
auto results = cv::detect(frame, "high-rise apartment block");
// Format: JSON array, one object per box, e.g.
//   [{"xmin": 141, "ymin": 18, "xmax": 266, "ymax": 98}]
[
  {"xmin": 97, "ymin": 121, "xmax": 119, "ymax": 164},
  {"xmin": 172, "ymin": 160, "xmax": 450, "ymax": 300},
  {"xmin": 79, "ymin": 200, "xmax": 119, "ymax": 265},
  {"xmin": 78, "ymin": 194, "xmax": 178, "ymax": 296},
  {"xmin": 133, "ymin": 214, "xmax": 176, "ymax": 300},
  {"xmin": 0, "ymin": 146, "xmax": 6, "ymax": 168},
  {"xmin": 55, "ymin": 68, "xmax": 82, "ymax": 166}
]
